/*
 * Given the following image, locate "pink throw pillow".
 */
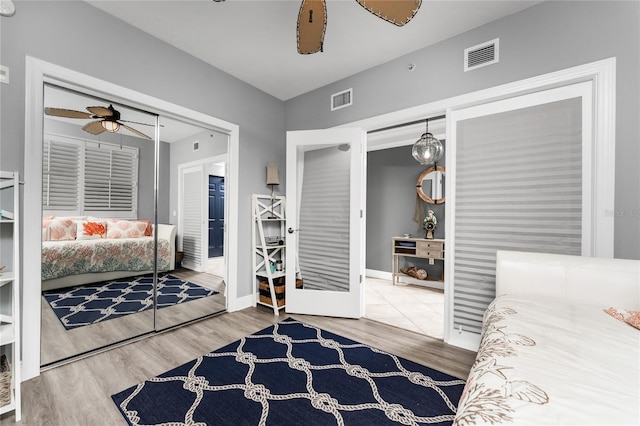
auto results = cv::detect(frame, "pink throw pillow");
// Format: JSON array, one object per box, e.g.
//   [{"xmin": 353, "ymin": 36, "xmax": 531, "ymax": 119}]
[
  {"xmin": 604, "ymin": 307, "xmax": 640, "ymax": 330},
  {"xmin": 48, "ymin": 218, "xmax": 77, "ymax": 241},
  {"xmin": 106, "ymin": 219, "xmax": 148, "ymax": 239}
]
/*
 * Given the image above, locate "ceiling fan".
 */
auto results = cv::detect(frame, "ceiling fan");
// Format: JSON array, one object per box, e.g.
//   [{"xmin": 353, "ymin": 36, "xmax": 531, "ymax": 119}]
[
  {"xmin": 297, "ymin": 0, "xmax": 421, "ymax": 54},
  {"xmin": 44, "ymin": 104, "xmax": 153, "ymax": 139}
]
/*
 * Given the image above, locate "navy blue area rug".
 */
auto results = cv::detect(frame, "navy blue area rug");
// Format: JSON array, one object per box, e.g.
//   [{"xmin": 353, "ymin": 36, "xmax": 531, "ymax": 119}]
[
  {"xmin": 43, "ymin": 273, "xmax": 218, "ymax": 330},
  {"xmin": 112, "ymin": 318, "xmax": 466, "ymax": 425}
]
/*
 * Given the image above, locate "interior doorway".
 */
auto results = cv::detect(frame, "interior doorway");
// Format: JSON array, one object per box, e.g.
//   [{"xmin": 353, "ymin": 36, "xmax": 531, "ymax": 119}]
[{"xmin": 363, "ymin": 119, "xmax": 447, "ymax": 340}]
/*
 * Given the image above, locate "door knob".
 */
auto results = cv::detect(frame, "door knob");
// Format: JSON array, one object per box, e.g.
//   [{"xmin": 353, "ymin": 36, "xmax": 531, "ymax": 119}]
[{"xmin": 287, "ymin": 227, "xmax": 299, "ymax": 234}]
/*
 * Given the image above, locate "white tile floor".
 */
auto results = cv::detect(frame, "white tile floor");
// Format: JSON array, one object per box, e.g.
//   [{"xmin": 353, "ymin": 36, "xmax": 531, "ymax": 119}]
[{"xmin": 365, "ymin": 277, "xmax": 444, "ymax": 339}]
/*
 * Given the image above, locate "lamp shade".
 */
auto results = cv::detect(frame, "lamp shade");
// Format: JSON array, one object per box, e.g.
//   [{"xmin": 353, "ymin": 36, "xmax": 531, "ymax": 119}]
[
  {"xmin": 412, "ymin": 132, "xmax": 443, "ymax": 165},
  {"xmin": 101, "ymin": 120, "xmax": 121, "ymax": 133},
  {"xmin": 266, "ymin": 163, "xmax": 280, "ymax": 185}
]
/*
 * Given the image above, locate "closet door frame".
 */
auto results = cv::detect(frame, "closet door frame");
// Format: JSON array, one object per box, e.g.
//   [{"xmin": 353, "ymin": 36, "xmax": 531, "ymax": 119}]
[{"xmin": 444, "ymin": 65, "xmax": 615, "ymax": 351}]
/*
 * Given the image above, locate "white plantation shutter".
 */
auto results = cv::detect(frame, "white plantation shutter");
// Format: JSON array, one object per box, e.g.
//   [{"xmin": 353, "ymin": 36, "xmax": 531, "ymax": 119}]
[
  {"xmin": 84, "ymin": 142, "xmax": 138, "ymax": 212},
  {"xmin": 42, "ymin": 138, "xmax": 81, "ymax": 210},
  {"xmin": 451, "ymin": 95, "xmax": 584, "ymax": 335},
  {"xmin": 181, "ymin": 166, "xmax": 203, "ymax": 270},
  {"xmin": 42, "ymin": 135, "xmax": 138, "ymax": 216}
]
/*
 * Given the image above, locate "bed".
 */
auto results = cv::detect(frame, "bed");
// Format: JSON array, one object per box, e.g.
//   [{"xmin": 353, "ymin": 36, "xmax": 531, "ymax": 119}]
[
  {"xmin": 42, "ymin": 223, "xmax": 176, "ymax": 291},
  {"xmin": 454, "ymin": 250, "xmax": 640, "ymax": 425}
]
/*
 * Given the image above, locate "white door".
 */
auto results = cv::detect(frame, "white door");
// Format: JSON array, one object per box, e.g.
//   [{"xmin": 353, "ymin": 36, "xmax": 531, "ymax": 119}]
[
  {"xmin": 179, "ymin": 164, "xmax": 207, "ymax": 271},
  {"xmin": 285, "ymin": 128, "xmax": 366, "ymax": 318}
]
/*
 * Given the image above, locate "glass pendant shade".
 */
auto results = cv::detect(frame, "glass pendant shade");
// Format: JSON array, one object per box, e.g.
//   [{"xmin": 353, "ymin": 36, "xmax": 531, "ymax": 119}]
[
  {"xmin": 101, "ymin": 120, "xmax": 120, "ymax": 133},
  {"xmin": 412, "ymin": 132, "xmax": 443, "ymax": 165}
]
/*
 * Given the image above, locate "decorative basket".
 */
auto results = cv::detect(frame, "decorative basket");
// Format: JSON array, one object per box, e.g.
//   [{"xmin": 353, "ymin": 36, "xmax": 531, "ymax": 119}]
[{"xmin": 0, "ymin": 354, "xmax": 11, "ymax": 407}]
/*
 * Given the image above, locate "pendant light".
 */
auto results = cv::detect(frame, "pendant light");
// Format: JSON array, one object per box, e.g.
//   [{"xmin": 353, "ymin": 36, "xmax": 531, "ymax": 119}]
[{"xmin": 412, "ymin": 118, "xmax": 443, "ymax": 165}]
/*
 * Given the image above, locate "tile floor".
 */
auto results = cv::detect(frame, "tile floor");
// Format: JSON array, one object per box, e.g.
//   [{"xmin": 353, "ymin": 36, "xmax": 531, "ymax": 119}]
[{"xmin": 365, "ymin": 277, "xmax": 444, "ymax": 339}]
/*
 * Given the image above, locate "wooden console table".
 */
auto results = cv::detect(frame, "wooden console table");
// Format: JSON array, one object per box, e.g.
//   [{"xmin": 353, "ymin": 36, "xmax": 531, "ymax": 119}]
[{"xmin": 391, "ymin": 237, "xmax": 445, "ymax": 285}]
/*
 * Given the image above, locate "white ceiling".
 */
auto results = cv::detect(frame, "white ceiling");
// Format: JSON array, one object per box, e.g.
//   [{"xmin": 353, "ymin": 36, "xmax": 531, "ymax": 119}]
[{"xmin": 86, "ymin": 0, "xmax": 541, "ymax": 101}]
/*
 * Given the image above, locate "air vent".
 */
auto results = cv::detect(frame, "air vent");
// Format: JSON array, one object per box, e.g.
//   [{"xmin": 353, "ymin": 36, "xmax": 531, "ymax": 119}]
[
  {"xmin": 193, "ymin": 141, "xmax": 199, "ymax": 151},
  {"xmin": 464, "ymin": 38, "xmax": 499, "ymax": 72},
  {"xmin": 331, "ymin": 88, "xmax": 353, "ymax": 111}
]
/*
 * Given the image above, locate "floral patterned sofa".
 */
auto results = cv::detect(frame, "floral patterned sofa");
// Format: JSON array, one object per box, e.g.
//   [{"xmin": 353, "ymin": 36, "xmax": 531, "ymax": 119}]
[{"xmin": 41, "ymin": 216, "xmax": 176, "ymax": 291}]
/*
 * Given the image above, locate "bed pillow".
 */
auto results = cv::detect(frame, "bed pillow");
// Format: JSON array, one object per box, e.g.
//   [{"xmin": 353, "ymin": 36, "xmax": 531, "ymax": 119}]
[
  {"xmin": 106, "ymin": 219, "xmax": 148, "ymax": 239},
  {"xmin": 48, "ymin": 217, "xmax": 77, "ymax": 241},
  {"xmin": 42, "ymin": 216, "xmax": 55, "ymax": 241},
  {"xmin": 604, "ymin": 307, "xmax": 640, "ymax": 330},
  {"xmin": 76, "ymin": 219, "xmax": 107, "ymax": 239}
]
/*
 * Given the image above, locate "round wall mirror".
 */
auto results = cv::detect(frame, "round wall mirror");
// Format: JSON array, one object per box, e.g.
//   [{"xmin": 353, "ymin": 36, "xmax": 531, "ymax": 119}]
[{"xmin": 416, "ymin": 166, "xmax": 445, "ymax": 204}]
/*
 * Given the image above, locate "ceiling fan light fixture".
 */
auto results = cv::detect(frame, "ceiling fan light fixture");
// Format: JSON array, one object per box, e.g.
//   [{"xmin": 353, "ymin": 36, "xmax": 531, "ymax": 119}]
[{"xmin": 101, "ymin": 120, "xmax": 121, "ymax": 133}]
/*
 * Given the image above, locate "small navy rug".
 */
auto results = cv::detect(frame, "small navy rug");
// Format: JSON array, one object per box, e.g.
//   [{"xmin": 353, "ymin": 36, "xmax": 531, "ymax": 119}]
[
  {"xmin": 112, "ymin": 318, "xmax": 466, "ymax": 425},
  {"xmin": 43, "ymin": 273, "xmax": 218, "ymax": 330}
]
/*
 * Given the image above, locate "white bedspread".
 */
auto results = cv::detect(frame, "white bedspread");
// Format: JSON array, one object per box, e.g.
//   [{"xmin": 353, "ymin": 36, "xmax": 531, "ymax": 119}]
[{"xmin": 454, "ymin": 295, "xmax": 640, "ymax": 425}]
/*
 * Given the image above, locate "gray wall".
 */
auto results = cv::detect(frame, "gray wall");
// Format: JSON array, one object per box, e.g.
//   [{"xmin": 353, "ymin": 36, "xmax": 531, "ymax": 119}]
[
  {"xmin": 285, "ymin": 1, "xmax": 640, "ymax": 260},
  {"xmin": 0, "ymin": 1, "xmax": 286, "ymax": 299},
  {"xmin": 367, "ymin": 145, "xmax": 445, "ymax": 272}
]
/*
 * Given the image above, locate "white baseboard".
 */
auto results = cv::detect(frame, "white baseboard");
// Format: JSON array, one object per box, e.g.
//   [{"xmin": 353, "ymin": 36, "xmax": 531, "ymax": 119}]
[
  {"xmin": 365, "ymin": 269, "xmax": 444, "ymax": 290},
  {"xmin": 445, "ymin": 330, "xmax": 481, "ymax": 352},
  {"xmin": 228, "ymin": 293, "xmax": 254, "ymax": 312},
  {"xmin": 365, "ymin": 269, "xmax": 392, "ymax": 280}
]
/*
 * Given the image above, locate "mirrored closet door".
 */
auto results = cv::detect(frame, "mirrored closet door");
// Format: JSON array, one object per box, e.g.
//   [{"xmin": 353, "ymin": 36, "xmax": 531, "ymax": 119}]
[{"xmin": 40, "ymin": 84, "xmax": 227, "ymax": 367}]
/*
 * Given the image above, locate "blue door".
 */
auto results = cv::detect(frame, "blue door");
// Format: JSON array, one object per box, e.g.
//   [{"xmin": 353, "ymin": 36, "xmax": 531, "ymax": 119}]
[{"xmin": 208, "ymin": 176, "xmax": 225, "ymax": 257}]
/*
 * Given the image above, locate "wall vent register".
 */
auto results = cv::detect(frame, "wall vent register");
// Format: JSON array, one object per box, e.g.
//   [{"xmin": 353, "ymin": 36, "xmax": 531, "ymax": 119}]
[
  {"xmin": 331, "ymin": 88, "xmax": 353, "ymax": 111},
  {"xmin": 464, "ymin": 38, "xmax": 499, "ymax": 72}
]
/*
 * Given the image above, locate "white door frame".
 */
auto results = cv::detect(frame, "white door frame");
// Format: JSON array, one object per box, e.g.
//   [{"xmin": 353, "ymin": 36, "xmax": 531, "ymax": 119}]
[
  {"xmin": 177, "ymin": 155, "xmax": 227, "ymax": 274},
  {"xmin": 23, "ymin": 56, "xmax": 240, "ymax": 380},
  {"xmin": 285, "ymin": 128, "xmax": 366, "ymax": 318},
  {"xmin": 338, "ymin": 57, "xmax": 616, "ymax": 351}
]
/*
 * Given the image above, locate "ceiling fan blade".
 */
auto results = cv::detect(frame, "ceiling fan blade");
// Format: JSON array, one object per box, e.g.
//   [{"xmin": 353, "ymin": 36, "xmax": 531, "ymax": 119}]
[
  {"xmin": 297, "ymin": 0, "xmax": 327, "ymax": 54},
  {"xmin": 121, "ymin": 123, "xmax": 152, "ymax": 140},
  {"xmin": 86, "ymin": 106, "xmax": 114, "ymax": 117},
  {"xmin": 44, "ymin": 107, "xmax": 92, "ymax": 119},
  {"xmin": 356, "ymin": 0, "xmax": 421, "ymax": 26},
  {"xmin": 82, "ymin": 120, "xmax": 106, "ymax": 135}
]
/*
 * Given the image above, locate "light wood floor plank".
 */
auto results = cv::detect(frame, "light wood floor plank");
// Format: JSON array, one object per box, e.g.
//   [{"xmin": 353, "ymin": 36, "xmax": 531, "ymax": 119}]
[{"xmin": 1, "ymin": 307, "xmax": 475, "ymax": 425}]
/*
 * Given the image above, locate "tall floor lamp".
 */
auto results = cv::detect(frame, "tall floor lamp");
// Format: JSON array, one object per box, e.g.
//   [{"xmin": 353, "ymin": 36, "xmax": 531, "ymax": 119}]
[{"xmin": 266, "ymin": 163, "xmax": 280, "ymax": 218}]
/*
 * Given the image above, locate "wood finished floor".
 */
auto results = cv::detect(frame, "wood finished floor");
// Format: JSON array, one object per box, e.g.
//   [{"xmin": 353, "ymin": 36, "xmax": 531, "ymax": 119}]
[
  {"xmin": 2, "ymin": 306, "xmax": 476, "ymax": 425},
  {"xmin": 41, "ymin": 269, "xmax": 226, "ymax": 365}
]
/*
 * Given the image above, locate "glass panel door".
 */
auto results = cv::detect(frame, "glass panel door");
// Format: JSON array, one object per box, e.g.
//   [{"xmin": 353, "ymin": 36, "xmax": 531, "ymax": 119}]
[{"xmin": 285, "ymin": 128, "xmax": 366, "ymax": 318}]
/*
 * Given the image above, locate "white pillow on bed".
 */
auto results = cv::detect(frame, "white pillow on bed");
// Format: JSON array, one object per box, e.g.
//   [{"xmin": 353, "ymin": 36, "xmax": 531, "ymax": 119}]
[{"xmin": 76, "ymin": 219, "xmax": 107, "ymax": 239}]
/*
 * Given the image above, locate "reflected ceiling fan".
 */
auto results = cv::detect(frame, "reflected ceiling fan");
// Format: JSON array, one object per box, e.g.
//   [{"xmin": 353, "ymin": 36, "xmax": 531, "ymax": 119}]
[
  {"xmin": 297, "ymin": 0, "xmax": 421, "ymax": 54},
  {"xmin": 44, "ymin": 104, "xmax": 153, "ymax": 139}
]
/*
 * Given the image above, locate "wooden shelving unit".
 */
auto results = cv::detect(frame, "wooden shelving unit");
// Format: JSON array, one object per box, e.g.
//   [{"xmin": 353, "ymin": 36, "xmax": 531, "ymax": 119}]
[
  {"xmin": 252, "ymin": 194, "xmax": 287, "ymax": 315},
  {"xmin": 0, "ymin": 171, "xmax": 21, "ymax": 421},
  {"xmin": 391, "ymin": 236, "xmax": 445, "ymax": 287}
]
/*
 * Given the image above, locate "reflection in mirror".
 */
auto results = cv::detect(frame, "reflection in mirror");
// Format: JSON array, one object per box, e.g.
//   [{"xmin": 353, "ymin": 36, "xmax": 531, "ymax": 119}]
[
  {"xmin": 416, "ymin": 166, "xmax": 445, "ymax": 204},
  {"xmin": 296, "ymin": 143, "xmax": 351, "ymax": 292},
  {"xmin": 41, "ymin": 84, "xmax": 157, "ymax": 366},
  {"xmin": 40, "ymin": 85, "xmax": 228, "ymax": 366},
  {"xmin": 155, "ymin": 125, "xmax": 228, "ymax": 330}
]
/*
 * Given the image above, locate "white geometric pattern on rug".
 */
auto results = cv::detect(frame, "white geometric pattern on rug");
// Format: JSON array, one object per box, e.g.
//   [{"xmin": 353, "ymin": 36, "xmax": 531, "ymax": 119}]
[
  {"xmin": 113, "ymin": 318, "xmax": 466, "ymax": 425},
  {"xmin": 43, "ymin": 273, "xmax": 218, "ymax": 329}
]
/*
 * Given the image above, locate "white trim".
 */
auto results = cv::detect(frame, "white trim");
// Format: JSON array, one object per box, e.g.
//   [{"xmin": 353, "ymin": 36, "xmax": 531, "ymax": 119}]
[
  {"xmin": 230, "ymin": 294, "xmax": 255, "ymax": 312},
  {"xmin": 338, "ymin": 57, "xmax": 616, "ymax": 350},
  {"xmin": 365, "ymin": 269, "xmax": 391, "ymax": 280},
  {"xmin": 24, "ymin": 56, "xmax": 240, "ymax": 380}
]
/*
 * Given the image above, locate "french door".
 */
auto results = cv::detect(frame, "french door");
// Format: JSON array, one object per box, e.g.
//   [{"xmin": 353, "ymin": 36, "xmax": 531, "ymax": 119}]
[{"xmin": 285, "ymin": 128, "xmax": 366, "ymax": 318}]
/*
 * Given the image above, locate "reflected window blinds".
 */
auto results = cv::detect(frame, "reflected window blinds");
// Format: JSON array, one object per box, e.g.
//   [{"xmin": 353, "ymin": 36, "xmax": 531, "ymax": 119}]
[
  {"xmin": 453, "ymin": 98, "xmax": 582, "ymax": 334},
  {"xmin": 42, "ymin": 135, "xmax": 138, "ymax": 216}
]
